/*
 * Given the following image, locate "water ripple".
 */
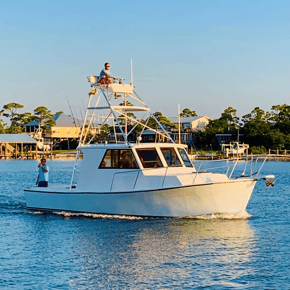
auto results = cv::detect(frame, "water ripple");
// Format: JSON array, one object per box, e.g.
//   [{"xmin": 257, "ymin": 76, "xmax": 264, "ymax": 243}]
[{"xmin": 0, "ymin": 160, "xmax": 289, "ymax": 289}]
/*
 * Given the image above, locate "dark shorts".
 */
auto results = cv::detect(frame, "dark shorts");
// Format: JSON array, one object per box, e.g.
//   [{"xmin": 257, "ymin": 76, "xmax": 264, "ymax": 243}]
[{"xmin": 38, "ymin": 181, "xmax": 48, "ymax": 187}]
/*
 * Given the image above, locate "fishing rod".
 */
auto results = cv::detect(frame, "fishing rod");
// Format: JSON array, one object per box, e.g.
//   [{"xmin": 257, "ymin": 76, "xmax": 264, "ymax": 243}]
[{"xmin": 66, "ymin": 95, "xmax": 77, "ymax": 128}]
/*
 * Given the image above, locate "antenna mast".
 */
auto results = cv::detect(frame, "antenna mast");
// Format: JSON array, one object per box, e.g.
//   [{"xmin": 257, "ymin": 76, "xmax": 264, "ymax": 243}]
[
  {"xmin": 130, "ymin": 59, "xmax": 133, "ymax": 86},
  {"xmin": 178, "ymin": 104, "xmax": 181, "ymax": 144}
]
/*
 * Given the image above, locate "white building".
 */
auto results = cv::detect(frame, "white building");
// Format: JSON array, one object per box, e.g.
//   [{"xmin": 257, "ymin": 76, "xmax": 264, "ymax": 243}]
[
  {"xmin": 168, "ymin": 116, "xmax": 211, "ymax": 146},
  {"xmin": 169, "ymin": 116, "xmax": 211, "ymax": 132}
]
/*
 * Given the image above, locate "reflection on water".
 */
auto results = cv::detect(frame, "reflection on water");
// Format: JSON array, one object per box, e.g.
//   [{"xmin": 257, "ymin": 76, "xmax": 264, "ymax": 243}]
[
  {"xmin": 65, "ymin": 218, "xmax": 255, "ymax": 289},
  {"xmin": 3, "ymin": 160, "xmax": 290, "ymax": 289}
]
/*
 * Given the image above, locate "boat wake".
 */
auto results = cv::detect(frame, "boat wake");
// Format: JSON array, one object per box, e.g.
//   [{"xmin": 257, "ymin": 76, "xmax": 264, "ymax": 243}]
[
  {"xmin": 29, "ymin": 210, "xmax": 145, "ymax": 220},
  {"xmin": 27, "ymin": 210, "xmax": 251, "ymax": 220},
  {"xmin": 185, "ymin": 210, "xmax": 252, "ymax": 220}
]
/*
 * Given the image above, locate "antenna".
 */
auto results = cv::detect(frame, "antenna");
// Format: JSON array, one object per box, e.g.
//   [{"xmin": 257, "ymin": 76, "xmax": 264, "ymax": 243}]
[
  {"xmin": 178, "ymin": 104, "xmax": 181, "ymax": 144},
  {"xmin": 130, "ymin": 59, "xmax": 133, "ymax": 86}
]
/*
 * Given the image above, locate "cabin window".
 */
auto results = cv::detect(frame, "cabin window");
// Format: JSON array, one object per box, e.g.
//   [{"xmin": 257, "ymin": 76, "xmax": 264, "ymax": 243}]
[
  {"xmin": 99, "ymin": 149, "xmax": 139, "ymax": 169},
  {"xmin": 161, "ymin": 148, "xmax": 182, "ymax": 167},
  {"xmin": 136, "ymin": 148, "xmax": 163, "ymax": 168},
  {"xmin": 178, "ymin": 149, "xmax": 193, "ymax": 167}
]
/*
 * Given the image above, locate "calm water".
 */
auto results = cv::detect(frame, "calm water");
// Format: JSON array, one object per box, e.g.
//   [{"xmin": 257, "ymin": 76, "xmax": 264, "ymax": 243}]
[{"xmin": 1, "ymin": 160, "xmax": 290, "ymax": 289}]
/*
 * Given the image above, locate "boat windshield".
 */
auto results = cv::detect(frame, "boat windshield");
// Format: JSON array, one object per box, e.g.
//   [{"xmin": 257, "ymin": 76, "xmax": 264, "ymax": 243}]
[
  {"xmin": 178, "ymin": 148, "xmax": 193, "ymax": 167},
  {"xmin": 99, "ymin": 149, "xmax": 139, "ymax": 169},
  {"xmin": 135, "ymin": 148, "xmax": 163, "ymax": 168},
  {"xmin": 160, "ymin": 148, "xmax": 182, "ymax": 167}
]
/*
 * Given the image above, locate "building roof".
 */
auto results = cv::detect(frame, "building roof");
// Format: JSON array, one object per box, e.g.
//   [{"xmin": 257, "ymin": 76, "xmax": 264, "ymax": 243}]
[
  {"xmin": 0, "ymin": 134, "xmax": 37, "ymax": 143},
  {"xmin": 168, "ymin": 116, "xmax": 211, "ymax": 124},
  {"xmin": 25, "ymin": 113, "xmax": 83, "ymax": 127},
  {"xmin": 54, "ymin": 114, "xmax": 83, "ymax": 127}
]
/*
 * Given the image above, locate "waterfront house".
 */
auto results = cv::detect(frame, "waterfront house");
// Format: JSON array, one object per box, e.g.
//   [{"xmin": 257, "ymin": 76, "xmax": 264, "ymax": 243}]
[
  {"xmin": 25, "ymin": 113, "xmax": 83, "ymax": 140},
  {"xmin": 168, "ymin": 116, "xmax": 211, "ymax": 147}
]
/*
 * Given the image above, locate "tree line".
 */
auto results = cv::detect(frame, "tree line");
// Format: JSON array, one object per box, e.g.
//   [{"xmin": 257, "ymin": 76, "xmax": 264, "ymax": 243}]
[
  {"xmin": 0, "ymin": 103, "xmax": 62, "ymax": 134},
  {"xmin": 2, "ymin": 102, "xmax": 290, "ymax": 152},
  {"xmin": 195, "ymin": 104, "xmax": 290, "ymax": 152}
]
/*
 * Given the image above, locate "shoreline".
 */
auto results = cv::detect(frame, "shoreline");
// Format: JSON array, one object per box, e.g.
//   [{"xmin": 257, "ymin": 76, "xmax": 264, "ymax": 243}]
[{"xmin": 1, "ymin": 153, "xmax": 290, "ymax": 161}]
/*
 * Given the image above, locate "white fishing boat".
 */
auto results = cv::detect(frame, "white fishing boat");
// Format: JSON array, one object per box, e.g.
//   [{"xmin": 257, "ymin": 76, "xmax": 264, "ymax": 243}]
[{"xmin": 24, "ymin": 69, "xmax": 275, "ymax": 217}]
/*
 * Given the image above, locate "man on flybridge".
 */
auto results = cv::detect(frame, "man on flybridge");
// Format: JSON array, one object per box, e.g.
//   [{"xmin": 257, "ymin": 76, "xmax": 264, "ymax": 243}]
[
  {"xmin": 88, "ymin": 62, "xmax": 117, "ymax": 97},
  {"xmin": 99, "ymin": 62, "xmax": 116, "ymax": 85}
]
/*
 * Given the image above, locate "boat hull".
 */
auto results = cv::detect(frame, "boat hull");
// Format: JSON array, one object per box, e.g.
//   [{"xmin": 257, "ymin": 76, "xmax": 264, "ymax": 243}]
[{"xmin": 24, "ymin": 179, "xmax": 257, "ymax": 217}]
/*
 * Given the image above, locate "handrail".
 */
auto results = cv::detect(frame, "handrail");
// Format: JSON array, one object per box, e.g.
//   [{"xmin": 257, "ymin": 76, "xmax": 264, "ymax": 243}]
[
  {"xmin": 193, "ymin": 162, "xmax": 202, "ymax": 184},
  {"xmin": 108, "ymin": 154, "xmax": 270, "ymax": 192},
  {"xmin": 161, "ymin": 167, "xmax": 169, "ymax": 187},
  {"xmin": 229, "ymin": 158, "xmax": 239, "ymax": 179},
  {"xmin": 110, "ymin": 167, "xmax": 201, "ymax": 191},
  {"xmin": 193, "ymin": 154, "xmax": 270, "ymax": 180},
  {"xmin": 110, "ymin": 169, "xmax": 140, "ymax": 192}
]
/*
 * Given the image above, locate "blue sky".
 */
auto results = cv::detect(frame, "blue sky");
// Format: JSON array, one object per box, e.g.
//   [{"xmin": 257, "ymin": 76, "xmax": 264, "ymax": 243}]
[{"xmin": 1, "ymin": 0, "xmax": 290, "ymax": 121}]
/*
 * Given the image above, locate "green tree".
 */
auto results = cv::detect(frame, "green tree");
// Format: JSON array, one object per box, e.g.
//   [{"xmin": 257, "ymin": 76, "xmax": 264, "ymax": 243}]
[
  {"xmin": 99, "ymin": 124, "xmax": 111, "ymax": 139},
  {"xmin": 0, "ymin": 110, "xmax": 7, "ymax": 133},
  {"xmin": 267, "ymin": 129, "xmax": 286, "ymax": 149},
  {"xmin": 220, "ymin": 106, "xmax": 239, "ymax": 131},
  {"xmin": 118, "ymin": 101, "xmax": 136, "ymax": 126},
  {"xmin": 242, "ymin": 107, "xmax": 272, "ymax": 147},
  {"xmin": 14, "ymin": 112, "xmax": 38, "ymax": 132},
  {"xmin": 250, "ymin": 145, "xmax": 267, "ymax": 154},
  {"xmin": 269, "ymin": 104, "xmax": 290, "ymax": 134},
  {"xmin": 195, "ymin": 107, "xmax": 239, "ymax": 149},
  {"xmin": 3, "ymin": 102, "xmax": 25, "ymax": 133},
  {"xmin": 86, "ymin": 123, "xmax": 111, "ymax": 143},
  {"xmin": 147, "ymin": 111, "xmax": 177, "ymax": 130},
  {"xmin": 0, "ymin": 118, "xmax": 7, "ymax": 133},
  {"xmin": 34, "ymin": 106, "xmax": 56, "ymax": 133},
  {"xmin": 180, "ymin": 108, "xmax": 197, "ymax": 117}
]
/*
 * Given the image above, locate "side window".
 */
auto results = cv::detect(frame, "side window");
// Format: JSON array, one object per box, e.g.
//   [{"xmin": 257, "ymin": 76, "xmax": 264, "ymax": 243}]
[
  {"xmin": 99, "ymin": 149, "xmax": 138, "ymax": 169},
  {"xmin": 111, "ymin": 150, "xmax": 119, "ymax": 168},
  {"xmin": 136, "ymin": 149, "xmax": 163, "ymax": 168},
  {"xmin": 178, "ymin": 149, "xmax": 193, "ymax": 167},
  {"xmin": 101, "ymin": 150, "xmax": 112, "ymax": 167},
  {"xmin": 119, "ymin": 150, "xmax": 138, "ymax": 169},
  {"xmin": 161, "ymin": 148, "xmax": 182, "ymax": 167}
]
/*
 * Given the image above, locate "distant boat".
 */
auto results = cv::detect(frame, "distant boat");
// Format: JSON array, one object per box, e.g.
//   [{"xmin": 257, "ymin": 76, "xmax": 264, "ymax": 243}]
[
  {"xmin": 24, "ymin": 72, "xmax": 275, "ymax": 217},
  {"xmin": 32, "ymin": 128, "xmax": 50, "ymax": 151},
  {"xmin": 222, "ymin": 142, "xmax": 249, "ymax": 157}
]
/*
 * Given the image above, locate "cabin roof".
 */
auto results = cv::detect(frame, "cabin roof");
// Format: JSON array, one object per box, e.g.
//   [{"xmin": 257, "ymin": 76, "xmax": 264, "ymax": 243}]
[
  {"xmin": 0, "ymin": 134, "xmax": 37, "ymax": 143},
  {"xmin": 78, "ymin": 142, "xmax": 187, "ymax": 150}
]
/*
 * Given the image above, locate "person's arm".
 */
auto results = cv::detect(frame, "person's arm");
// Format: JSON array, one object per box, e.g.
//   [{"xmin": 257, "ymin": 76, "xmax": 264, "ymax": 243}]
[
  {"xmin": 102, "ymin": 69, "xmax": 116, "ymax": 79},
  {"xmin": 106, "ymin": 71, "xmax": 115, "ymax": 78},
  {"xmin": 38, "ymin": 164, "xmax": 48, "ymax": 173}
]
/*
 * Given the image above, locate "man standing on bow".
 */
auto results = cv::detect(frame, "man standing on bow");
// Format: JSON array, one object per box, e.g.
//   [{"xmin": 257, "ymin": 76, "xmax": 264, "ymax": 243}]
[{"xmin": 37, "ymin": 158, "xmax": 49, "ymax": 187}]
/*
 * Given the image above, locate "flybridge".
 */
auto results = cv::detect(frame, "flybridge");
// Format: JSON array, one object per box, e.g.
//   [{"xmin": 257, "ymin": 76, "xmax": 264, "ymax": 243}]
[{"xmin": 80, "ymin": 77, "xmax": 174, "ymax": 146}]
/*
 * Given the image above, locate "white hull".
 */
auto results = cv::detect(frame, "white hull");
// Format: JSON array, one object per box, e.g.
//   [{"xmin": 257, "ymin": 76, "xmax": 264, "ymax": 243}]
[{"xmin": 25, "ymin": 179, "xmax": 257, "ymax": 217}]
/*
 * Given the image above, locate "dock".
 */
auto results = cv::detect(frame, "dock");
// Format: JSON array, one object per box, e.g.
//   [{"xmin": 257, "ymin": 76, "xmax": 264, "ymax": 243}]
[{"xmin": 0, "ymin": 134, "xmax": 52, "ymax": 160}]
